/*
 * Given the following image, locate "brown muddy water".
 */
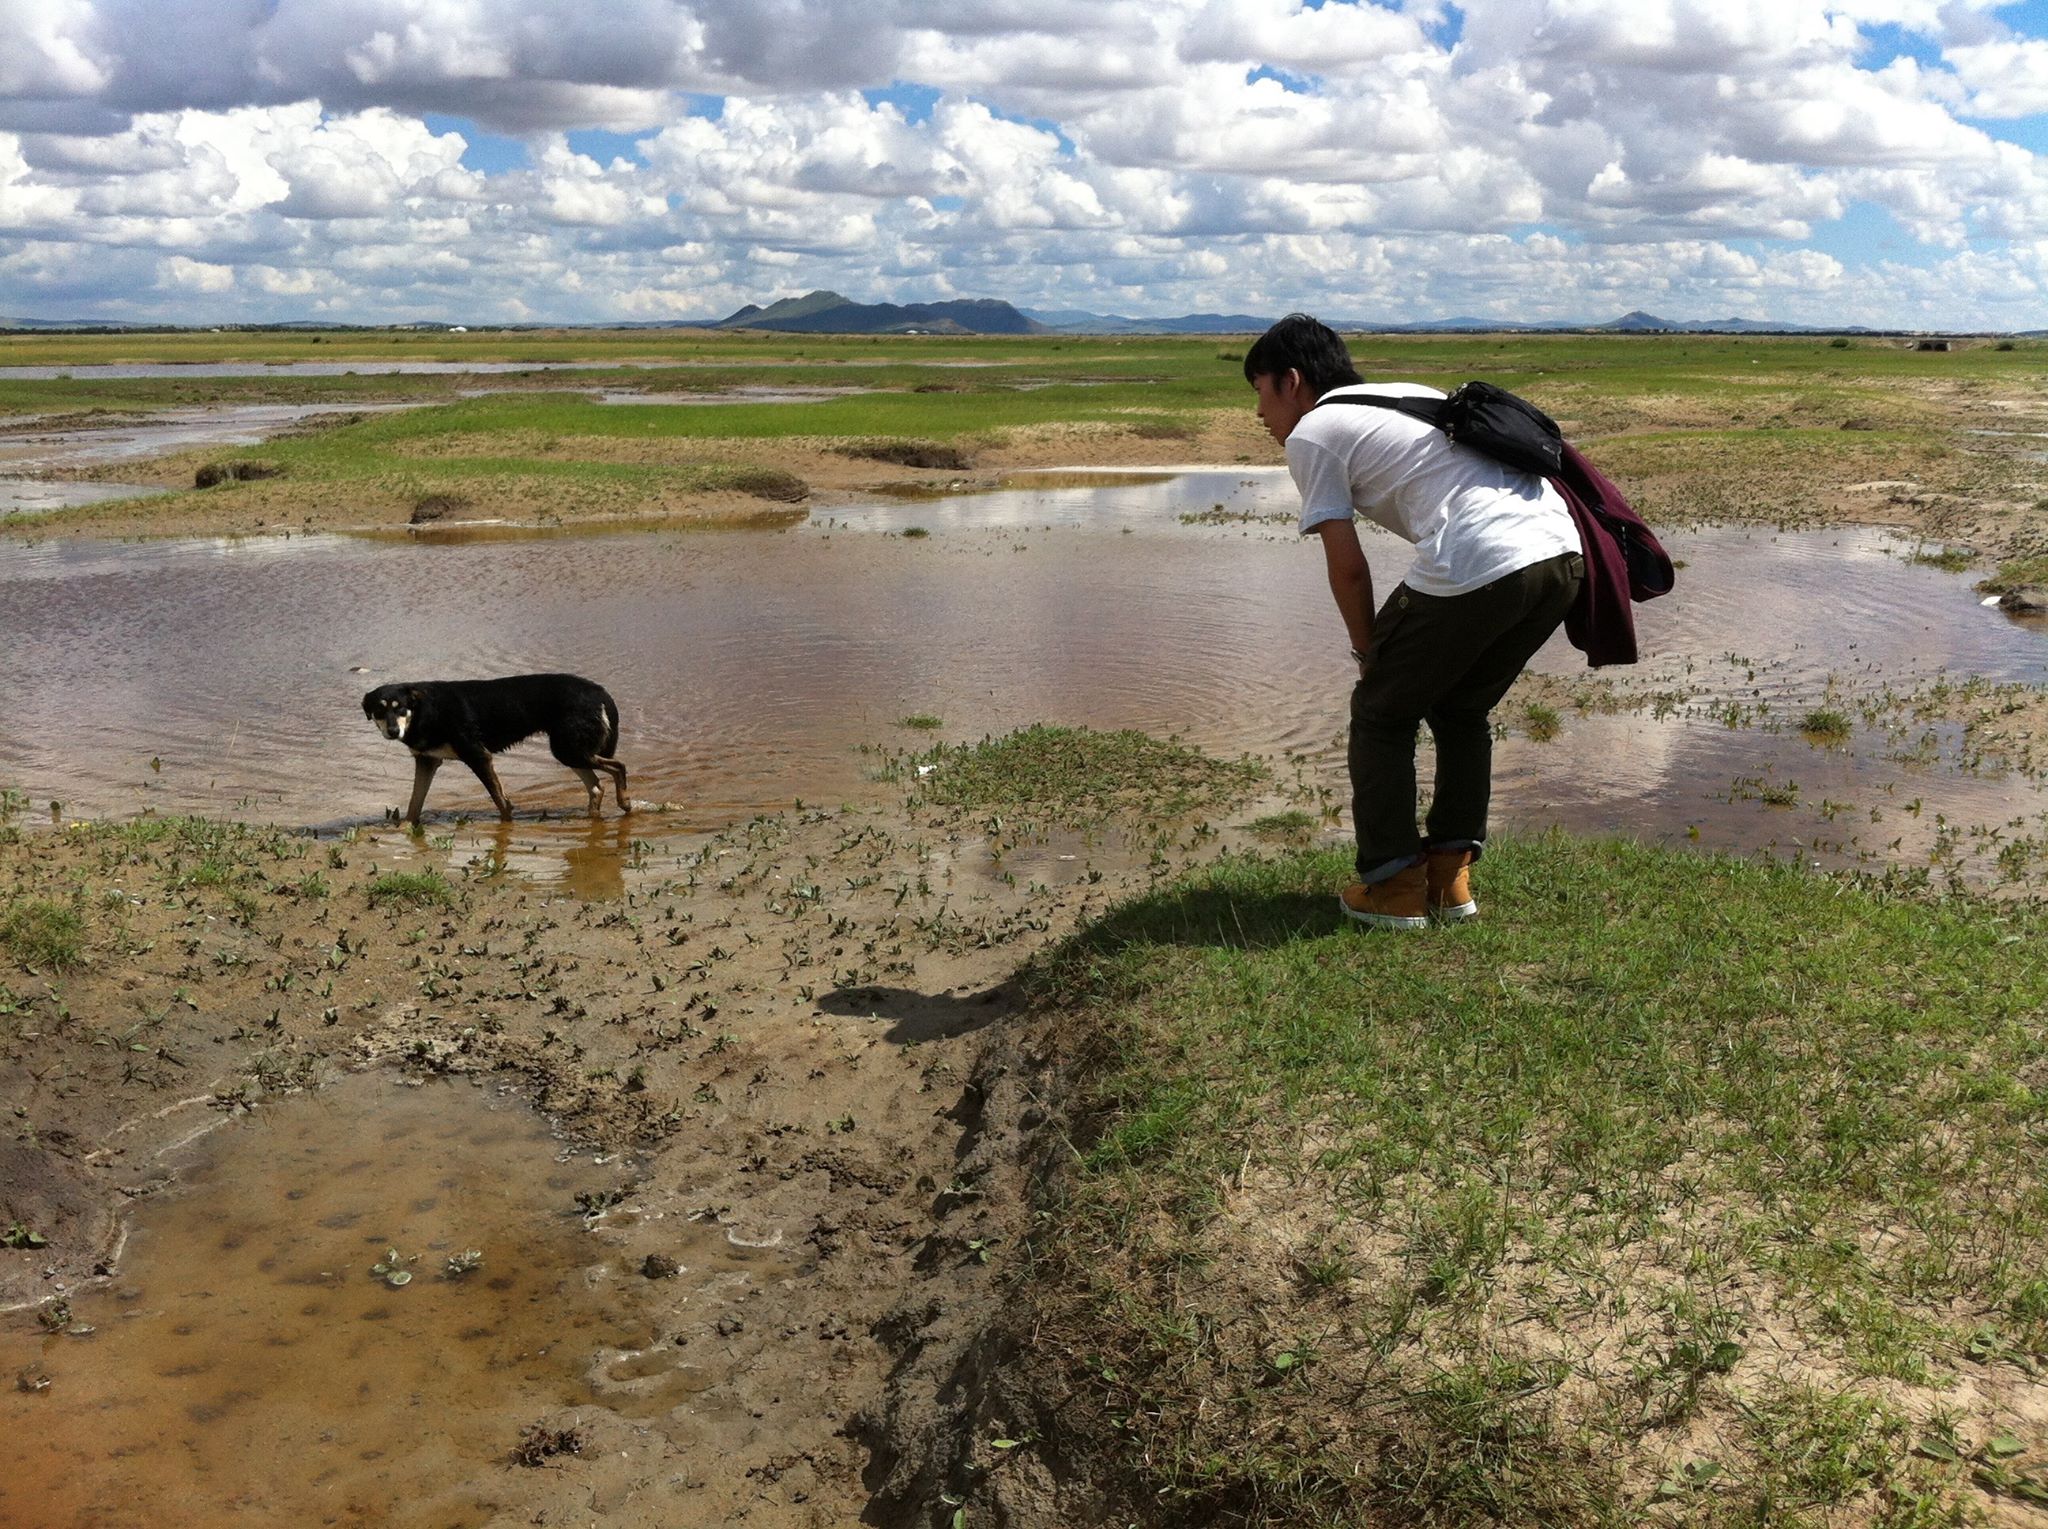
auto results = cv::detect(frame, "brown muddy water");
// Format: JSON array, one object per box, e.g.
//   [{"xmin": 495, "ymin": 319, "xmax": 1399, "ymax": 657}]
[
  {"xmin": 0, "ymin": 1069, "xmax": 769, "ymax": 1528},
  {"xmin": 3, "ymin": 468, "xmax": 2046, "ymax": 887}
]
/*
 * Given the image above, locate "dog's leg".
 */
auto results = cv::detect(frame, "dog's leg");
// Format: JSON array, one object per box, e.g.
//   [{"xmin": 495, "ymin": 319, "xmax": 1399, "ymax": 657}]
[
  {"xmin": 459, "ymin": 749, "xmax": 515, "ymax": 820},
  {"xmin": 595, "ymin": 757, "xmax": 631, "ymax": 812},
  {"xmin": 405, "ymin": 755, "xmax": 441, "ymax": 828},
  {"xmin": 571, "ymin": 766, "xmax": 603, "ymax": 817}
]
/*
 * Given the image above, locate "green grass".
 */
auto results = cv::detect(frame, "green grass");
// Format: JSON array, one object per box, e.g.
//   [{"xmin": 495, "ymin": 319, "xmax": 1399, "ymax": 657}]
[
  {"xmin": 366, "ymin": 870, "xmax": 456, "ymax": 908},
  {"xmin": 7, "ymin": 329, "xmax": 2042, "ymax": 535},
  {"xmin": 910, "ymin": 725, "xmax": 1266, "ymax": 821},
  {"xmin": 1982, "ymin": 555, "xmax": 2048, "ymax": 595},
  {"xmin": 0, "ymin": 898, "xmax": 86, "ymax": 971},
  {"xmin": 896, "ymin": 713, "xmax": 944, "ymax": 730},
  {"xmin": 1015, "ymin": 834, "xmax": 2048, "ymax": 1525},
  {"xmin": 1522, "ymin": 701, "xmax": 1562, "ymax": 741},
  {"xmin": 1909, "ymin": 547, "xmax": 1975, "ymax": 573},
  {"xmin": 1245, "ymin": 809, "xmax": 1318, "ymax": 842},
  {"xmin": 1800, "ymin": 706, "xmax": 1854, "ymax": 741}
]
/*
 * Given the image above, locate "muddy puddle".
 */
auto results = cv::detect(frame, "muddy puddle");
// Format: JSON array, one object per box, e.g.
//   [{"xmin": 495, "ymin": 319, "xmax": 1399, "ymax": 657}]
[
  {"xmin": 2, "ymin": 468, "xmax": 2045, "ymax": 890},
  {"xmin": 0, "ymin": 1069, "xmax": 779, "ymax": 1528},
  {"xmin": 0, "ymin": 360, "xmax": 681, "ymax": 381},
  {"xmin": 0, "ymin": 388, "xmax": 858, "ymax": 506},
  {"xmin": 0, "ymin": 477, "xmax": 169, "ymax": 517},
  {"xmin": 588, "ymin": 386, "xmax": 866, "ymax": 406},
  {"xmin": 0, "ymin": 402, "xmax": 423, "ymax": 473}
]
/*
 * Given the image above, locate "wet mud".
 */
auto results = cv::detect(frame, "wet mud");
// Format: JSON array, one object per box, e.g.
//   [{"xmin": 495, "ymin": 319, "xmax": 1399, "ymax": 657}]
[{"xmin": 0, "ymin": 788, "xmax": 1167, "ymax": 1526}]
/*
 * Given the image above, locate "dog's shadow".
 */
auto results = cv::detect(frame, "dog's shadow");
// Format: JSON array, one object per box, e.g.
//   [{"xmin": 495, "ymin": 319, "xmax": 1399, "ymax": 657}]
[{"xmin": 814, "ymin": 981, "xmax": 1017, "ymax": 1045}]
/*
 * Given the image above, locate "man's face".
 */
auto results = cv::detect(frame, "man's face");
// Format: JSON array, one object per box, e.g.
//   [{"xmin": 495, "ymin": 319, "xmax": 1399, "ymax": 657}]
[{"xmin": 1251, "ymin": 369, "xmax": 1313, "ymax": 444}]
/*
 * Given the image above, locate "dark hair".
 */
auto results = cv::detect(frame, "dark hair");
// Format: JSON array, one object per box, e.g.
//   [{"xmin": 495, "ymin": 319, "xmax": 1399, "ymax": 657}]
[{"xmin": 1242, "ymin": 313, "xmax": 1362, "ymax": 395}]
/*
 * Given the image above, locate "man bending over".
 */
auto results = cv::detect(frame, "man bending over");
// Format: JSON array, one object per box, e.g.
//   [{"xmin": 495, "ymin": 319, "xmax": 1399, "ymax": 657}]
[{"xmin": 1246, "ymin": 314, "xmax": 1584, "ymax": 928}]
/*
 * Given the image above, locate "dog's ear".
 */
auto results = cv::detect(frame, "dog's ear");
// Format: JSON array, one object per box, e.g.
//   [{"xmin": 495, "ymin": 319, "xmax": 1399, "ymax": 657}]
[
  {"xmin": 403, "ymin": 686, "xmax": 425, "ymax": 709},
  {"xmin": 362, "ymin": 691, "xmax": 378, "ymax": 717}
]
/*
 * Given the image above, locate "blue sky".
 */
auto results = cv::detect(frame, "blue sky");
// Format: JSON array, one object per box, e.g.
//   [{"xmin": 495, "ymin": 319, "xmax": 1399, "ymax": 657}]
[{"xmin": 1, "ymin": 1, "xmax": 2044, "ymax": 328}]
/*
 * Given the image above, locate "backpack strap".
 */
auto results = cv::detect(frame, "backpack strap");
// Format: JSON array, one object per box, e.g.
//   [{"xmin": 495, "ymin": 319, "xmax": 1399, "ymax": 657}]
[{"xmin": 1311, "ymin": 393, "xmax": 1448, "ymax": 428}]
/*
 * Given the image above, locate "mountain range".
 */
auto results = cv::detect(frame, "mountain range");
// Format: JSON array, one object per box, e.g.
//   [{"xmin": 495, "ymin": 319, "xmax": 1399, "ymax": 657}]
[
  {"xmin": 0, "ymin": 295, "xmax": 2024, "ymax": 336},
  {"xmin": 703, "ymin": 293, "xmax": 1889, "ymax": 336}
]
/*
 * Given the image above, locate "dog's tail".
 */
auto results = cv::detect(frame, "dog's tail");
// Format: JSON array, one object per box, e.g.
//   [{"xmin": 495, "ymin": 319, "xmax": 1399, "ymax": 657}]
[{"xmin": 601, "ymin": 693, "xmax": 620, "ymax": 758}]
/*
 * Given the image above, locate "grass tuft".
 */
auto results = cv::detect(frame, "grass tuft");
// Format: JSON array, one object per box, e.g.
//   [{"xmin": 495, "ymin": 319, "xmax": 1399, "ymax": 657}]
[
  {"xmin": 836, "ymin": 437, "xmax": 972, "ymax": 470},
  {"xmin": 1908, "ymin": 547, "xmax": 1974, "ymax": 573},
  {"xmin": 1245, "ymin": 809, "xmax": 1317, "ymax": 843},
  {"xmin": 0, "ymin": 899, "xmax": 86, "ymax": 972},
  {"xmin": 367, "ymin": 870, "xmax": 456, "ymax": 908},
  {"xmin": 912, "ymin": 725, "xmax": 1266, "ymax": 821},
  {"xmin": 1800, "ymin": 706, "xmax": 1854, "ymax": 741}
]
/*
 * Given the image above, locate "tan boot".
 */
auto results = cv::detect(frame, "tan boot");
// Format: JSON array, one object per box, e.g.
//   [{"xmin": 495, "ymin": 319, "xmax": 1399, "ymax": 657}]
[
  {"xmin": 1426, "ymin": 849, "xmax": 1478, "ymax": 922},
  {"xmin": 1338, "ymin": 863, "xmax": 1428, "ymax": 930}
]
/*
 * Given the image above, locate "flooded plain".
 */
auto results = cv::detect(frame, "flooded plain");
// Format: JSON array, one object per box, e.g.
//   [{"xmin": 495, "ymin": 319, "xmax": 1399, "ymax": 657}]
[
  {"xmin": 2, "ymin": 468, "xmax": 2045, "ymax": 886},
  {"xmin": 0, "ymin": 1070, "xmax": 673, "ymax": 1529}
]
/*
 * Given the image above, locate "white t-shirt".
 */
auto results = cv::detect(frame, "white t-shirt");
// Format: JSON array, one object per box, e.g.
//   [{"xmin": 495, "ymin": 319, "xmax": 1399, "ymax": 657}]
[{"xmin": 1286, "ymin": 382, "xmax": 1581, "ymax": 597}]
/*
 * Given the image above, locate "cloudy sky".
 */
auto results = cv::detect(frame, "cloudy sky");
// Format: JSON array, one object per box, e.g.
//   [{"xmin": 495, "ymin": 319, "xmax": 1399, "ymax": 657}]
[{"xmin": 1, "ymin": 0, "xmax": 2045, "ymax": 329}]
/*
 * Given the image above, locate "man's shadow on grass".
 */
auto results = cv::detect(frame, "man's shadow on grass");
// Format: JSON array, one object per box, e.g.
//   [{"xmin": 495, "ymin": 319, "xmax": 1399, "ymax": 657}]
[
  {"xmin": 818, "ymin": 884, "xmax": 1342, "ymax": 1043},
  {"xmin": 1063, "ymin": 882, "xmax": 1347, "ymax": 954}
]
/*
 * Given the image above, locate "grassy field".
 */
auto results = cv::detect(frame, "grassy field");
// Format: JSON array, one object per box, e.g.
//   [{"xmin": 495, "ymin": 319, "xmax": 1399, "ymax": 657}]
[
  {"xmin": 4, "ymin": 328, "xmax": 2043, "ymax": 546},
  {"xmin": 1007, "ymin": 833, "xmax": 2048, "ymax": 1527}
]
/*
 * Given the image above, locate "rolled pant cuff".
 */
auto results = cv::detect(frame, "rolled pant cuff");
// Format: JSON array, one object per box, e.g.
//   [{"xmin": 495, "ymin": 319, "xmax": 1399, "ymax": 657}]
[
  {"xmin": 1424, "ymin": 837, "xmax": 1484, "ymax": 862},
  {"xmin": 1358, "ymin": 853, "xmax": 1424, "ymax": 885}
]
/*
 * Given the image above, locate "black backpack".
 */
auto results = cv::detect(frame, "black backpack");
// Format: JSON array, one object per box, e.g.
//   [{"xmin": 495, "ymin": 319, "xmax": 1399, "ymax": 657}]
[{"xmin": 1313, "ymin": 380, "xmax": 1564, "ymax": 477}]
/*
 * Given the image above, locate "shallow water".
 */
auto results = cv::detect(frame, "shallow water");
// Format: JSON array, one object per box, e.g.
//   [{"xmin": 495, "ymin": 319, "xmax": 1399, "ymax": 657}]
[
  {"xmin": 0, "ymin": 402, "xmax": 421, "ymax": 471},
  {"xmin": 0, "ymin": 358, "xmax": 1008, "ymax": 381},
  {"xmin": 0, "ymin": 360, "xmax": 671, "ymax": 380},
  {"xmin": 0, "ymin": 477, "xmax": 168, "ymax": 517},
  {"xmin": 2, "ymin": 469, "xmax": 2044, "ymax": 887},
  {"xmin": 0, "ymin": 1071, "xmax": 668, "ymax": 1528},
  {"xmin": 0, "ymin": 389, "xmax": 851, "ymax": 489}
]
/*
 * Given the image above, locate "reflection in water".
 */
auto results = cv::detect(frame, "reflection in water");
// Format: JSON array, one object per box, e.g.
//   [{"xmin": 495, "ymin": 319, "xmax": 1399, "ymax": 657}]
[
  {"xmin": 2, "ymin": 471, "xmax": 2045, "ymax": 891},
  {"xmin": 0, "ymin": 402, "xmax": 422, "ymax": 470},
  {"xmin": 0, "ymin": 360, "xmax": 676, "ymax": 381},
  {"xmin": 0, "ymin": 1073, "xmax": 648, "ymax": 1529},
  {"xmin": 0, "ymin": 477, "xmax": 167, "ymax": 517}
]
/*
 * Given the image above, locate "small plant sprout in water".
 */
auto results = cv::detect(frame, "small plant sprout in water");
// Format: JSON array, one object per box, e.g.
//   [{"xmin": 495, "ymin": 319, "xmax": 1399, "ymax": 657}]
[
  {"xmin": 444, "ymin": 1248, "xmax": 484, "ymax": 1279},
  {"xmin": 370, "ymin": 1248, "xmax": 416, "ymax": 1287},
  {"xmin": 1800, "ymin": 707, "xmax": 1853, "ymax": 743}
]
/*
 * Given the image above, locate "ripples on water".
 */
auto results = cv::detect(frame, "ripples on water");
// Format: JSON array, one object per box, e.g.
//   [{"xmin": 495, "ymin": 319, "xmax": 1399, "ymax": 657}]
[{"xmin": 2, "ymin": 468, "xmax": 2044, "ymax": 882}]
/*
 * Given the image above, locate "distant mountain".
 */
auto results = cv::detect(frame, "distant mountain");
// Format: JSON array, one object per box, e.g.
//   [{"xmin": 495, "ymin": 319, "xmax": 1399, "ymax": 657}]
[
  {"xmin": 715, "ymin": 290, "xmax": 1044, "ymax": 335},
  {"xmin": 0, "ymin": 315, "xmax": 149, "ymax": 330},
  {"xmin": 1024, "ymin": 306, "xmax": 1897, "ymax": 335},
  {"xmin": 1368, "ymin": 315, "xmax": 1556, "ymax": 333},
  {"xmin": 1022, "ymin": 308, "xmax": 1274, "ymax": 335}
]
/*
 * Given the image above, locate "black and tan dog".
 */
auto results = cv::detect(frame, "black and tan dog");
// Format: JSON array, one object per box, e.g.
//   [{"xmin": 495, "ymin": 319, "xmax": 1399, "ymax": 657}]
[{"xmin": 362, "ymin": 674, "xmax": 630, "ymax": 826}]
